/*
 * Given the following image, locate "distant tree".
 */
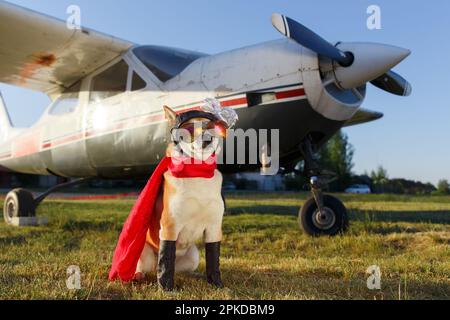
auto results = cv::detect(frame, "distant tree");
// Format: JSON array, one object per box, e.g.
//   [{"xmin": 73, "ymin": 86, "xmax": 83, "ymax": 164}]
[
  {"xmin": 366, "ymin": 167, "xmax": 436, "ymax": 195},
  {"xmin": 387, "ymin": 178, "xmax": 436, "ymax": 195},
  {"xmin": 370, "ymin": 166, "xmax": 389, "ymax": 193},
  {"xmin": 351, "ymin": 174, "xmax": 372, "ymax": 186},
  {"xmin": 436, "ymin": 179, "xmax": 450, "ymax": 195},
  {"xmin": 319, "ymin": 130, "xmax": 354, "ymax": 191},
  {"xmin": 371, "ymin": 166, "xmax": 389, "ymax": 184}
]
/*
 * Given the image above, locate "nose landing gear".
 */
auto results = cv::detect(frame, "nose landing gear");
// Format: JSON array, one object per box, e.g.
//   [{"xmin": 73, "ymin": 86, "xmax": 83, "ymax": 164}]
[{"xmin": 298, "ymin": 138, "xmax": 349, "ymax": 236}]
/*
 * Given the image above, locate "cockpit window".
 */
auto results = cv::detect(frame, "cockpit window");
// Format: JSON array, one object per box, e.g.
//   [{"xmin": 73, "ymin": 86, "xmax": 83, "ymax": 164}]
[
  {"xmin": 132, "ymin": 72, "xmax": 146, "ymax": 91},
  {"xmin": 90, "ymin": 60, "xmax": 129, "ymax": 102},
  {"xmin": 133, "ymin": 46, "xmax": 208, "ymax": 82},
  {"xmin": 49, "ymin": 82, "xmax": 81, "ymax": 116}
]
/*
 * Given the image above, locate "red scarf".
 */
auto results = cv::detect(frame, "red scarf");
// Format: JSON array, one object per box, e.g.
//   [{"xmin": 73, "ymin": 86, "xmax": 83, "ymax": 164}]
[{"xmin": 109, "ymin": 155, "xmax": 217, "ymax": 282}]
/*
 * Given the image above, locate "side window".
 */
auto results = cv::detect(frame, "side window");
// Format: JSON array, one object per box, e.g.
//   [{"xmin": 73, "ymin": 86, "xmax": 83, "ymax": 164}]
[
  {"xmin": 49, "ymin": 82, "xmax": 81, "ymax": 116},
  {"xmin": 90, "ymin": 60, "xmax": 128, "ymax": 102},
  {"xmin": 132, "ymin": 72, "xmax": 147, "ymax": 91}
]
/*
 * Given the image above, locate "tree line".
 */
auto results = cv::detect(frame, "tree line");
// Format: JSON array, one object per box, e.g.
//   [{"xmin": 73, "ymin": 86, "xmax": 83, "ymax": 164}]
[{"xmin": 285, "ymin": 130, "xmax": 443, "ymax": 195}]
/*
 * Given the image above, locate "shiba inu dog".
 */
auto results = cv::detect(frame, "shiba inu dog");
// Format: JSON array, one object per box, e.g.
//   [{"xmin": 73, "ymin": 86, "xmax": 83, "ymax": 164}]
[{"xmin": 109, "ymin": 99, "xmax": 237, "ymax": 291}]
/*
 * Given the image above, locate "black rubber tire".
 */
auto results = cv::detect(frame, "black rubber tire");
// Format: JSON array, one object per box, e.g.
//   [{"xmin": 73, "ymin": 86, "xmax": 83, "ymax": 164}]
[
  {"xmin": 3, "ymin": 189, "xmax": 36, "ymax": 225},
  {"xmin": 299, "ymin": 195, "xmax": 349, "ymax": 236}
]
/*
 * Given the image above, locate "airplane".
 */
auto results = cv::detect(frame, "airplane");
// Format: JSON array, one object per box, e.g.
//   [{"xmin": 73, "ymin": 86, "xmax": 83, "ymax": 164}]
[{"xmin": 0, "ymin": 1, "xmax": 411, "ymax": 236}]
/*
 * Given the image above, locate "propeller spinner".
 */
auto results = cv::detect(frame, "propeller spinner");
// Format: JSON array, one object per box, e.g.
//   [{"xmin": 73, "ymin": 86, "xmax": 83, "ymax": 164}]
[{"xmin": 271, "ymin": 13, "xmax": 412, "ymax": 96}]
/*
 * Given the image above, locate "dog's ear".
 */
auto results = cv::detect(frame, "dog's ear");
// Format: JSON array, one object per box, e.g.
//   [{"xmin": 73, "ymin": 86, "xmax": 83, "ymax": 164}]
[{"xmin": 163, "ymin": 105, "xmax": 177, "ymax": 127}]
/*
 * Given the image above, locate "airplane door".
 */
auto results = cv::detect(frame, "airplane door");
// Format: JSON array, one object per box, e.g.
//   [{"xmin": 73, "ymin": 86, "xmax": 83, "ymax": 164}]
[
  {"xmin": 84, "ymin": 54, "xmax": 174, "ymax": 178},
  {"xmin": 120, "ymin": 61, "xmax": 169, "ymax": 170},
  {"xmin": 44, "ymin": 81, "xmax": 95, "ymax": 177},
  {"xmin": 84, "ymin": 59, "xmax": 135, "ymax": 177}
]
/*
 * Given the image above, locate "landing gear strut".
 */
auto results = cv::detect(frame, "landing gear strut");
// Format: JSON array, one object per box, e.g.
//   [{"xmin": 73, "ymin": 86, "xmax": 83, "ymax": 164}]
[
  {"xmin": 298, "ymin": 138, "xmax": 349, "ymax": 236},
  {"xmin": 3, "ymin": 178, "xmax": 91, "ymax": 226}
]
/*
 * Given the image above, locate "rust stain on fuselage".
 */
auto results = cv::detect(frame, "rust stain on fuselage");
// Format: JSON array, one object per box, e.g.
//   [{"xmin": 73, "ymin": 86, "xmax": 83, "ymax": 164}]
[{"xmin": 19, "ymin": 52, "xmax": 57, "ymax": 84}]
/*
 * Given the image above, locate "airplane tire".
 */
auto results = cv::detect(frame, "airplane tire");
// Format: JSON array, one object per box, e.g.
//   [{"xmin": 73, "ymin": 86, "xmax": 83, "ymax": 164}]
[
  {"xmin": 299, "ymin": 195, "xmax": 349, "ymax": 236},
  {"xmin": 3, "ymin": 189, "xmax": 36, "ymax": 225}
]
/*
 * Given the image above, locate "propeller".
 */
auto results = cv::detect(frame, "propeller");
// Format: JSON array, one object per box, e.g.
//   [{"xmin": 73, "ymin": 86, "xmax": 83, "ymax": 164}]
[
  {"xmin": 271, "ymin": 13, "xmax": 353, "ymax": 67},
  {"xmin": 271, "ymin": 13, "xmax": 412, "ymax": 96},
  {"xmin": 370, "ymin": 70, "xmax": 412, "ymax": 96}
]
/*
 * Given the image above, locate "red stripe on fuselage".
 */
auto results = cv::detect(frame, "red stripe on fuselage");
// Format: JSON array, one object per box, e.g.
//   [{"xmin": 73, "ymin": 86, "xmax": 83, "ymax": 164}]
[
  {"xmin": 221, "ymin": 97, "xmax": 248, "ymax": 107},
  {"xmin": 275, "ymin": 88, "xmax": 305, "ymax": 100},
  {"xmin": 22, "ymin": 86, "xmax": 306, "ymax": 156},
  {"xmin": 13, "ymin": 133, "xmax": 40, "ymax": 158}
]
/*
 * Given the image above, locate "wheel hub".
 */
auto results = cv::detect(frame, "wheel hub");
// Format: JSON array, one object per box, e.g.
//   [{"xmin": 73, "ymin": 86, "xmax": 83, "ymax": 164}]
[
  {"xmin": 6, "ymin": 199, "xmax": 15, "ymax": 220},
  {"xmin": 312, "ymin": 207, "xmax": 336, "ymax": 230}
]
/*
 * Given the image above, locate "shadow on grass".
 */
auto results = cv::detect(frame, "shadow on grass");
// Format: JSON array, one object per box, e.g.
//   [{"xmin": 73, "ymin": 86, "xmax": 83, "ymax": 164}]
[
  {"xmin": 1, "ymin": 266, "xmax": 448, "ymax": 300},
  {"xmin": 348, "ymin": 209, "xmax": 450, "ymax": 224},
  {"xmin": 227, "ymin": 205, "xmax": 297, "ymax": 216},
  {"xmin": 0, "ymin": 231, "xmax": 47, "ymax": 246},
  {"xmin": 0, "ymin": 259, "xmax": 21, "ymax": 266},
  {"xmin": 0, "ymin": 235, "xmax": 28, "ymax": 246},
  {"xmin": 228, "ymin": 204, "xmax": 450, "ymax": 224},
  {"xmin": 62, "ymin": 220, "xmax": 121, "ymax": 232},
  {"xmin": 221, "ymin": 265, "xmax": 450, "ymax": 299}
]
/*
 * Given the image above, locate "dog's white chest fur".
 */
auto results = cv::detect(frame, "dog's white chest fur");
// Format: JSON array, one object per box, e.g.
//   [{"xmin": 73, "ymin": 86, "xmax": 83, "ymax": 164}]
[{"xmin": 163, "ymin": 169, "xmax": 224, "ymax": 249}]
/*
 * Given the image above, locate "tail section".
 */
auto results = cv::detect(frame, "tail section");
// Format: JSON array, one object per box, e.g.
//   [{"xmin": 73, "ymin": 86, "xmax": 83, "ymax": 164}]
[{"xmin": 0, "ymin": 91, "xmax": 13, "ymax": 142}]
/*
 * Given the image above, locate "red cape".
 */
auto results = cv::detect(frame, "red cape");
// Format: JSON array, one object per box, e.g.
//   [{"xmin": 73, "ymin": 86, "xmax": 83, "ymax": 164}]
[{"xmin": 109, "ymin": 156, "xmax": 217, "ymax": 282}]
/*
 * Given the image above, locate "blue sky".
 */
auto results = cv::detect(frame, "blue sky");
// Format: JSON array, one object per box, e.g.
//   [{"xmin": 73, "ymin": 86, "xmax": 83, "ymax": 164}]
[{"xmin": 1, "ymin": 0, "xmax": 449, "ymax": 184}]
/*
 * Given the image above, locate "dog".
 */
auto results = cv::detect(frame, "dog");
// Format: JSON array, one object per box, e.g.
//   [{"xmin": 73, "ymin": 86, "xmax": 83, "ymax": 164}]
[{"xmin": 129, "ymin": 100, "xmax": 237, "ymax": 291}]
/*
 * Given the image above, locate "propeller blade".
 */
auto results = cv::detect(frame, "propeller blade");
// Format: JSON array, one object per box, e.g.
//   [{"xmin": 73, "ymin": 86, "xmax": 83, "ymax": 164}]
[
  {"xmin": 370, "ymin": 71, "xmax": 412, "ymax": 96},
  {"xmin": 271, "ymin": 13, "xmax": 353, "ymax": 66}
]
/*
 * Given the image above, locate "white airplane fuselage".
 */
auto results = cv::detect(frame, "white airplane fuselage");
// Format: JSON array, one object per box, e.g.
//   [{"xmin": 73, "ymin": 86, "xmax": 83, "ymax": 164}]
[{"xmin": 0, "ymin": 39, "xmax": 365, "ymax": 178}]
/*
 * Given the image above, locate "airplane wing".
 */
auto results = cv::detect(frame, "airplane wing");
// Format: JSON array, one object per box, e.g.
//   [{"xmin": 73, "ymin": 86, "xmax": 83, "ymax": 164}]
[
  {"xmin": 0, "ymin": 1, "xmax": 134, "ymax": 95},
  {"xmin": 344, "ymin": 108, "xmax": 383, "ymax": 127}
]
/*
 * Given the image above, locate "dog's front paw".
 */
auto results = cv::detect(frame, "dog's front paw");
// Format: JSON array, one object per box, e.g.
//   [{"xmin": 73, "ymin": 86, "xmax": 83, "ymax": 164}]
[
  {"xmin": 133, "ymin": 272, "xmax": 145, "ymax": 282},
  {"xmin": 157, "ymin": 240, "xmax": 176, "ymax": 291},
  {"xmin": 205, "ymin": 242, "xmax": 224, "ymax": 288},
  {"xmin": 158, "ymin": 275, "xmax": 175, "ymax": 291},
  {"xmin": 158, "ymin": 282, "xmax": 174, "ymax": 291},
  {"xmin": 207, "ymin": 276, "xmax": 224, "ymax": 288}
]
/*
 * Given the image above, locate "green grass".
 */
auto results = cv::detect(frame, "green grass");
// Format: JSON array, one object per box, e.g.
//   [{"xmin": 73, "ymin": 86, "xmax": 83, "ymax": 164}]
[{"xmin": 0, "ymin": 192, "xmax": 449, "ymax": 300}]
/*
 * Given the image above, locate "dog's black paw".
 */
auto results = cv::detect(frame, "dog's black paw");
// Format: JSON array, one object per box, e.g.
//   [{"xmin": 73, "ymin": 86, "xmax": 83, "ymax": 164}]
[
  {"xmin": 158, "ymin": 277, "xmax": 175, "ymax": 291},
  {"xmin": 207, "ymin": 276, "xmax": 224, "ymax": 288}
]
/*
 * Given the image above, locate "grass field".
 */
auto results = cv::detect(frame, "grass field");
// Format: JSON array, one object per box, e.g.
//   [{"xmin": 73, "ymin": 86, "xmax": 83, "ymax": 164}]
[{"xmin": 0, "ymin": 192, "xmax": 449, "ymax": 300}]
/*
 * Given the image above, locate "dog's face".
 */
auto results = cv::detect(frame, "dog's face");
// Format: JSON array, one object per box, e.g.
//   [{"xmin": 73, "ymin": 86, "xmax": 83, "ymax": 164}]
[{"xmin": 164, "ymin": 106, "xmax": 227, "ymax": 160}]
